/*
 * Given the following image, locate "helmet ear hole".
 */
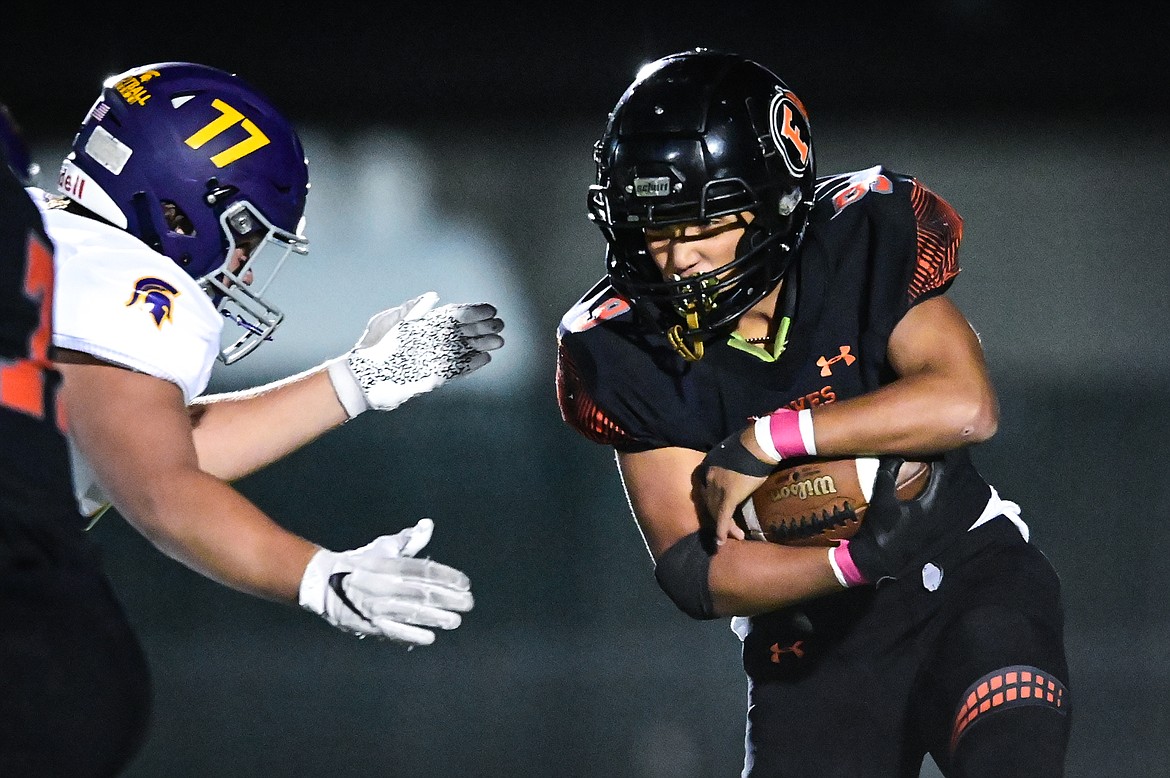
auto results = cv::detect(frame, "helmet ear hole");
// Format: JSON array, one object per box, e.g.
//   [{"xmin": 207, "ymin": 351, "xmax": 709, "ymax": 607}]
[{"xmin": 162, "ymin": 201, "xmax": 195, "ymax": 236}]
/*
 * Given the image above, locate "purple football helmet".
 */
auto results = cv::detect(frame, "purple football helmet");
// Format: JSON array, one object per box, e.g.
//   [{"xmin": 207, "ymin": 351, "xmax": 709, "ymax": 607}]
[
  {"xmin": 57, "ymin": 62, "xmax": 310, "ymax": 363},
  {"xmin": 0, "ymin": 102, "xmax": 38, "ymax": 185}
]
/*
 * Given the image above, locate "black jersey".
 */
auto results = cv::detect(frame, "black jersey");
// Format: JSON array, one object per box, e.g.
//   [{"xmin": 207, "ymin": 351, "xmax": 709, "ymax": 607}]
[
  {"xmin": 556, "ymin": 166, "xmax": 991, "ymax": 526},
  {"xmin": 0, "ymin": 167, "xmax": 77, "ymax": 525},
  {"xmin": 1, "ymin": 166, "xmax": 152, "ymax": 773}
]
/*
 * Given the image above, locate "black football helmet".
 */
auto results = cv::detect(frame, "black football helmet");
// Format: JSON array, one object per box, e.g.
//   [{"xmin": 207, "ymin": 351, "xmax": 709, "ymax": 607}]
[{"xmin": 588, "ymin": 49, "xmax": 815, "ymax": 360}]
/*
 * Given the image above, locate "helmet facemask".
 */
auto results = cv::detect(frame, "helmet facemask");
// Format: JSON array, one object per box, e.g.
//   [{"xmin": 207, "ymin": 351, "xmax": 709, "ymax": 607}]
[
  {"xmin": 596, "ymin": 182, "xmax": 808, "ymax": 360},
  {"xmin": 616, "ymin": 223, "xmax": 807, "ymax": 361},
  {"xmin": 201, "ymin": 200, "xmax": 308, "ymax": 364}
]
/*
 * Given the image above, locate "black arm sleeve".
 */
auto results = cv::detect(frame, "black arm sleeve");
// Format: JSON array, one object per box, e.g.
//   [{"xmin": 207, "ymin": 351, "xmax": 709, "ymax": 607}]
[{"xmin": 653, "ymin": 531, "xmax": 719, "ymax": 620}]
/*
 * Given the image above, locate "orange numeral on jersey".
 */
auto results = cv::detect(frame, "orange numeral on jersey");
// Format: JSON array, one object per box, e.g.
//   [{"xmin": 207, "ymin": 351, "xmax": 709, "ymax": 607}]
[
  {"xmin": 572, "ymin": 296, "xmax": 630, "ymax": 332},
  {"xmin": 184, "ymin": 98, "xmax": 271, "ymax": 168},
  {"xmin": 0, "ymin": 233, "xmax": 54, "ymax": 419},
  {"xmin": 832, "ymin": 173, "xmax": 894, "ymax": 214}
]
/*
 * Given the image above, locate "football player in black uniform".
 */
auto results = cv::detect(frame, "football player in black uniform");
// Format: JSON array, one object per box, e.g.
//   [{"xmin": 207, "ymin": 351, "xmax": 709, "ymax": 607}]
[
  {"xmin": 556, "ymin": 50, "xmax": 1071, "ymax": 777},
  {"xmin": 0, "ymin": 105, "xmax": 152, "ymax": 777}
]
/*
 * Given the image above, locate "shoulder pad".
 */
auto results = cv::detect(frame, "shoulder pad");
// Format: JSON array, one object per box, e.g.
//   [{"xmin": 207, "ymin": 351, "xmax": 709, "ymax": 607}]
[
  {"xmin": 813, "ymin": 165, "xmax": 913, "ymax": 220},
  {"xmin": 558, "ymin": 277, "xmax": 633, "ymax": 336}
]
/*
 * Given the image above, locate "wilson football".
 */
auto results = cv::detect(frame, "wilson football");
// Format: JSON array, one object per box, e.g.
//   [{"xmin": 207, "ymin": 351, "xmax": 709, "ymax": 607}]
[{"xmin": 738, "ymin": 457, "xmax": 930, "ymax": 546}]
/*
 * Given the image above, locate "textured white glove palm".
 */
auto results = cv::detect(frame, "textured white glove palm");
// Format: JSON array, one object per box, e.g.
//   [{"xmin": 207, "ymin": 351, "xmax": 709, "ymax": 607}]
[
  {"xmin": 327, "ymin": 291, "xmax": 505, "ymax": 418},
  {"xmin": 298, "ymin": 518, "xmax": 474, "ymax": 645}
]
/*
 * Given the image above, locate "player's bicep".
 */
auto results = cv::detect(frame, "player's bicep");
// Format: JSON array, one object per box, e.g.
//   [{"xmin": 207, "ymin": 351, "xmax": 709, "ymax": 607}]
[
  {"xmin": 887, "ymin": 295, "xmax": 999, "ymax": 440},
  {"xmin": 57, "ymin": 357, "xmax": 199, "ymax": 518},
  {"xmin": 616, "ymin": 446, "xmax": 705, "ymax": 560},
  {"xmin": 888, "ymin": 296, "xmax": 991, "ymax": 381}
]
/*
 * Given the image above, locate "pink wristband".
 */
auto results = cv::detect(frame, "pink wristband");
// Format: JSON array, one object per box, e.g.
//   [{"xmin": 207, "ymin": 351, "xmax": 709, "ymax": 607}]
[
  {"xmin": 828, "ymin": 540, "xmax": 869, "ymax": 587},
  {"xmin": 754, "ymin": 408, "xmax": 817, "ymax": 461}
]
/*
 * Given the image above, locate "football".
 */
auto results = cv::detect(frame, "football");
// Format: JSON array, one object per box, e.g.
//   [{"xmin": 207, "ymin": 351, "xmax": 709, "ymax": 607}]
[{"xmin": 738, "ymin": 457, "xmax": 931, "ymax": 546}]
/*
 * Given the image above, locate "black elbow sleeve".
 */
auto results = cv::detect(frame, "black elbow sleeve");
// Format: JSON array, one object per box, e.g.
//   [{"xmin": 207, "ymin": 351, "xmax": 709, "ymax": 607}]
[{"xmin": 653, "ymin": 531, "xmax": 718, "ymax": 620}]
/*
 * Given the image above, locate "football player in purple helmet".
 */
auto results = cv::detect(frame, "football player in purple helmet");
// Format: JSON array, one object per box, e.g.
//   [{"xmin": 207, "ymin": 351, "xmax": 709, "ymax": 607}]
[
  {"xmin": 57, "ymin": 62, "xmax": 311, "ymax": 364},
  {"xmin": 8, "ymin": 61, "xmax": 504, "ymax": 774}
]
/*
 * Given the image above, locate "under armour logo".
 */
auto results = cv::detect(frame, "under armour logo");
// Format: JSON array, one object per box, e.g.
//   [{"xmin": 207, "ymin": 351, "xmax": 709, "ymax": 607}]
[
  {"xmin": 770, "ymin": 640, "xmax": 805, "ymax": 663},
  {"xmin": 816, "ymin": 345, "xmax": 856, "ymax": 377}
]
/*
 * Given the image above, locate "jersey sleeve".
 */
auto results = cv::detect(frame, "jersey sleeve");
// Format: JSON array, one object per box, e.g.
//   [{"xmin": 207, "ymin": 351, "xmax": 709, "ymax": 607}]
[
  {"xmin": 808, "ymin": 167, "xmax": 966, "ymax": 375},
  {"xmin": 854, "ymin": 171, "xmax": 965, "ymax": 338},
  {"xmin": 0, "ymin": 175, "xmax": 81, "ymax": 524},
  {"xmin": 554, "ymin": 282, "xmax": 677, "ymax": 453},
  {"xmin": 51, "ymin": 235, "xmax": 221, "ymax": 403},
  {"xmin": 556, "ymin": 336, "xmax": 645, "ymax": 450},
  {"xmin": 867, "ymin": 175, "xmax": 965, "ymax": 380},
  {"xmin": 905, "ymin": 179, "xmax": 963, "ymax": 305}
]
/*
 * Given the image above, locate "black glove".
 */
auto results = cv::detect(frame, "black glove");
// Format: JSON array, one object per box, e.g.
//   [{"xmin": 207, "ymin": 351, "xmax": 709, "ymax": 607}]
[
  {"xmin": 838, "ymin": 456, "xmax": 958, "ymax": 583},
  {"xmin": 831, "ymin": 451, "xmax": 992, "ymax": 587},
  {"xmin": 841, "ymin": 457, "xmax": 916, "ymax": 584}
]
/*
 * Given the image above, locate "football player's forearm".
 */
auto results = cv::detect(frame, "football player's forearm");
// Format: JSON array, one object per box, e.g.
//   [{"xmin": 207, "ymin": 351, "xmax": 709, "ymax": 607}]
[
  {"xmin": 119, "ymin": 467, "xmax": 318, "ymax": 603},
  {"xmin": 708, "ymin": 540, "xmax": 841, "ymax": 616},
  {"xmin": 189, "ymin": 367, "xmax": 347, "ymax": 480},
  {"xmin": 808, "ymin": 370, "xmax": 997, "ymax": 458},
  {"xmin": 797, "ymin": 295, "xmax": 998, "ymax": 458}
]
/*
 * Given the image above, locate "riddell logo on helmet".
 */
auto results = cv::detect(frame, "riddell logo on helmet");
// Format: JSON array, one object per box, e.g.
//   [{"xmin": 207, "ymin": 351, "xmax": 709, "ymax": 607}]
[{"xmin": 58, "ymin": 167, "xmax": 86, "ymax": 199}]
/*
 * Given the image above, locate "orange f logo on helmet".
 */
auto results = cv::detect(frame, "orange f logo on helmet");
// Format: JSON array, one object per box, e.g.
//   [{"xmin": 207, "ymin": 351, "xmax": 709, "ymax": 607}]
[{"xmin": 770, "ymin": 90, "xmax": 811, "ymax": 176}]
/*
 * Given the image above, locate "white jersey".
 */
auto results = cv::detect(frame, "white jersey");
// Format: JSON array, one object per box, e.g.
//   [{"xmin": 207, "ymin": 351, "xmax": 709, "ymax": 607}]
[{"xmin": 34, "ymin": 189, "xmax": 224, "ymax": 515}]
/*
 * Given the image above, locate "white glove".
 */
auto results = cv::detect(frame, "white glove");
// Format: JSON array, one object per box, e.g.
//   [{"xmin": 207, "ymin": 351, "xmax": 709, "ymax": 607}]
[
  {"xmin": 298, "ymin": 518, "xmax": 474, "ymax": 645},
  {"xmin": 327, "ymin": 291, "xmax": 505, "ymax": 418}
]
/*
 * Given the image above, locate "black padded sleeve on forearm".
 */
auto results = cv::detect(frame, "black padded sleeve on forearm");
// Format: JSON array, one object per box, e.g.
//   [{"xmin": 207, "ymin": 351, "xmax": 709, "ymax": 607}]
[{"xmin": 653, "ymin": 531, "xmax": 719, "ymax": 620}]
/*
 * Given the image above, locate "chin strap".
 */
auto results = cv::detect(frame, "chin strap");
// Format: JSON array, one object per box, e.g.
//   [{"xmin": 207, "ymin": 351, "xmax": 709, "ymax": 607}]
[{"xmin": 666, "ymin": 310, "xmax": 705, "ymax": 361}]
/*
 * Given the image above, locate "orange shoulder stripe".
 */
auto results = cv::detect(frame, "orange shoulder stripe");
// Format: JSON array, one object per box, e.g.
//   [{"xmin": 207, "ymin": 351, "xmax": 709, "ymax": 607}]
[{"xmin": 908, "ymin": 181, "xmax": 963, "ymax": 303}]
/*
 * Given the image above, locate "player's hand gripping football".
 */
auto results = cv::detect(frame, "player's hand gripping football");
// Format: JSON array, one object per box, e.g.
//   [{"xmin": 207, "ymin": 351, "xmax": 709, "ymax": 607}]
[
  {"xmin": 327, "ymin": 291, "xmax": 505, "ymax": 418},
  {"xmin": 697, "ymin": 426, "xmax": 777, "ymax": 545},
  {"xmin": 833, "ymin": 457, "xmax": 953, "ymax": 587},
  {"xmin": 298, "ymin": 518, "xmax": 474, "ymax": 645}
]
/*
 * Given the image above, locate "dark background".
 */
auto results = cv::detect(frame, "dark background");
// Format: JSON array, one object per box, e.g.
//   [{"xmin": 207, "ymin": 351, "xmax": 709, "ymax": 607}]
[
  {"xmin": 4, "ymin": 4, "xmax": 1167, "ymax": 132},
  {"xmin": 4, "ymin": 3, "xmax": 1169, "ymax": 776}
]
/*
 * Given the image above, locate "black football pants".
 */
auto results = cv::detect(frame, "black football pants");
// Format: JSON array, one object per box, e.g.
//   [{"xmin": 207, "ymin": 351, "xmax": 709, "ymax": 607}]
[
  {"xmin": 0, "ymin": 515, "xmax": 152, "ymax": 777},
  {"xmin": 740, "ymin": 517, "xmax": 1070, "ymax": 777}
]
